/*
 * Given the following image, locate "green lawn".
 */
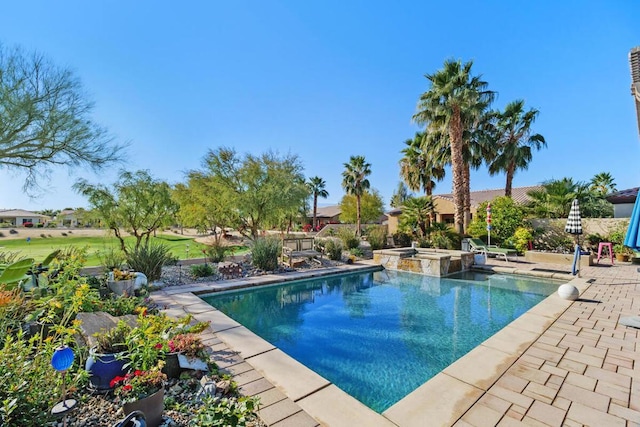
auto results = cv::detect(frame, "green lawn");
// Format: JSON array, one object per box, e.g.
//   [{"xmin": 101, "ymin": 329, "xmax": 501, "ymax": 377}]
[{"xmin": 0, "ymin": 234, "xmax": 214, "ymax": 266}]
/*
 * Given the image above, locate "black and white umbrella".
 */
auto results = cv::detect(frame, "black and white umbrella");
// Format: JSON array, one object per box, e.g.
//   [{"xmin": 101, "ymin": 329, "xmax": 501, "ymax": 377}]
[{"xmin": 565, "ymin": 199, "xmax": 583, "ymax": 242}]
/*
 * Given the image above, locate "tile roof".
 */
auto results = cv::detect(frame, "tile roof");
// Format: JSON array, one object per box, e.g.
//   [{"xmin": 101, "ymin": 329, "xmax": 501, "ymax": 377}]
[
  {"xmin": 605, "ymin": 187, "xmax": 638, "ymax": 204},
  {"xmin": 434, "ymin": 185, "xmax": 542, "ymax": 207},
  {"xmin": 0, "ymin": 209, "xmax": 49, "ymax": 218},
  {"xmin": 309, "ymin": 205, "xmax": 341, "ymax": 218}
]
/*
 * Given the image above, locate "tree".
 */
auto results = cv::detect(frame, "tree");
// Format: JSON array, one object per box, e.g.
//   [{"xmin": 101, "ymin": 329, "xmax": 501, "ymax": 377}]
[
  {"xmin": 413, "ymin": 59, "xmax": 495, "ymax": 234},
  {"xmin": 341, "ymin": 155, "xmax": 371, "ymax": 235},
  {"xmin": 0, "ymin": 43, "xmax": 125, "ymax": 191},
  {"xmin": 399, "ymin": 132, "xmax": 445, "ymax": 196},
  {"xmin": 390, "ymin": 182, "xmax": 412, "ymax": 208},
  {"xmin": 339, "ymin": 189, "xmax": 384, "ymax": 225},
  {"xmin": 398, "ymin": 196, "xmax": 436, "ymax": 238},
  {"xmin": 195, "ymin": 147, "xmax": 309, "ymax": 240},
  {"xmin": 468, "ymin": 197, "xmax": 525, "ymax": 244},
  {"xmin": 590, "ymin": 172, "xmax": 617, "ymax": 196},
  {"xmin": 307, "ymin": 176, "xmax": 329, "ymax": 230},
  {"xmin": 74, "ymin": 170, "xmax": 178, "ymax": 253},
  {"xmin": 487, "ymin": 100, "xmax": 546, "ymax": 197},
  {"xmin": 525, "ymin": 178, "xmax": 579, "ymax": 218}
]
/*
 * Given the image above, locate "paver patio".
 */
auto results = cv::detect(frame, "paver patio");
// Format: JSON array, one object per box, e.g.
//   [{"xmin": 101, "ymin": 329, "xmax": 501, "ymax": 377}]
[{"xmin": 151, "ymin": 258, "xmax": 640, "ymax": 426}]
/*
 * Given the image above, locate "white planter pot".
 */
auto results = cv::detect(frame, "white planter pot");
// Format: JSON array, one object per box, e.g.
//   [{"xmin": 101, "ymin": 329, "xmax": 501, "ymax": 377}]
[{"xmin": 177, "ymin": 354, "xmax": 208, "ymax": 371}]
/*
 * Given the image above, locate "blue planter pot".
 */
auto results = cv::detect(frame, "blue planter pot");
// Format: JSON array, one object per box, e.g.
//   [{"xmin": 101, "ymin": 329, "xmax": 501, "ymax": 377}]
[{"xmin": 85, "ymin": 348, "xmax": 128, "ymax": 391}]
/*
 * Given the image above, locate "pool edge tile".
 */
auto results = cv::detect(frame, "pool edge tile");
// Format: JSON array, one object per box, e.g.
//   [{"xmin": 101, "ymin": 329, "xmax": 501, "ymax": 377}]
[{"xmin": 383, "ymin": 373, "xmax": 483, "ymax": 427}]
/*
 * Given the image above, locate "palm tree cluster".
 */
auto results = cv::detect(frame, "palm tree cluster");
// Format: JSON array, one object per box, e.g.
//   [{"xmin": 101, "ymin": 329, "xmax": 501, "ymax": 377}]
[{"xmin": 401, "ymin": 59, "xmax": 547, "ymax": 234}]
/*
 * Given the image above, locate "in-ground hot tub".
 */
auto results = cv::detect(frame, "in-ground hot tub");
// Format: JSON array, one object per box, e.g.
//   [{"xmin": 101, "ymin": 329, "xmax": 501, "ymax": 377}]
[{"xmin": 372, "ymin": 247, "xmax": 475, "ymax": 276}]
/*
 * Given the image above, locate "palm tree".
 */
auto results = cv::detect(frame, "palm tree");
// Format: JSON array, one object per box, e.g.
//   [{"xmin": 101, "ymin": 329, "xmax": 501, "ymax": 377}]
[
  {"xmin": 307, "ymin": 176, "xmax": 329, "ymax": 230},
  {"xmin": 399, "ymin": 196, "xmax": 436, "ymax": 238},
  {"xmin": 413, "ymin": 59, "xmax": 495, "ymax": 234},
  {"xmin": 390, "ymin": 182, "xmax": 412, "ymax": 208},
  {"xmin": 487, "ymin": 100, "xmax": 546, "ymax": 197},
  {"xmin": 590, "ymin": 172, "xmax": 617, "ymax": 196},
  {"xmin": 525, "ymin": 178, "xmax": 578, "ymax": 218},
  {"xmin": 399, "ymin": 132, "xmax": 445, "ymax": 196},
  {"xmin": 341, "ymin": 155, "xmax": 371, "ymax": 236}
]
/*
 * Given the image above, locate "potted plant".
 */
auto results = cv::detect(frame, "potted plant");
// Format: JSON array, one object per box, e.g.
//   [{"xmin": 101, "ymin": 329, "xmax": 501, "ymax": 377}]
[
  {"xmin": 167, "ymin": 333, "xmax": 209, "ymax": 371},
  {"xmin": 86, "ymin": 321, "xmax": 131, "ymax": 391},
  {"xmin": 613, "ymin": 244, "xmax": 628, "ymax": 262},
  {"xmin": 107, "ymin": 268, "xmax": 136, "ymax": 296},
  {"xmin": 112, "ymin": 364, "xmax": 167, "ymax": 427}
]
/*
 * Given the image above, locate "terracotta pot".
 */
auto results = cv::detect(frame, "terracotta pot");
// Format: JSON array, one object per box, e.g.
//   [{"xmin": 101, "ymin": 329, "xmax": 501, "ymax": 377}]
[
  {"xmin": 123, "ymin": 387, "xmax": 164, "ymax": 427},
  {"xmin": 615, "ymin": 254, "xmax": 628, "ymax": 262}
]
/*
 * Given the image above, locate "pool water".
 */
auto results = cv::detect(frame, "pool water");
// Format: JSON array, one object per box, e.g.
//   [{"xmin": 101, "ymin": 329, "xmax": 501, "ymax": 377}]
[{"xmin": 202, "ymin": 269, "xmax": 561, "ymax": 412}]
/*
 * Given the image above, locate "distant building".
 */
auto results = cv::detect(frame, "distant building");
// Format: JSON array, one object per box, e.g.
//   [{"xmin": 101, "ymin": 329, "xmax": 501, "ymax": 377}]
[
  {"xmin": 0, "ymin": 209, "xmax": 49, "ymax": 226},
  {"xmin": 58, "ymin": 209, "xmax": 79, "ymax": 227},
  {"xmin": 307, "ymin": 205, "xmax": 341, "ymax": 228},
  {"xmin": 386, "ymin": 185, "xmax": 542, "ymax": 235},
  {"xmin": 606, "ymin": 187, "xmax": 638, "ymax": 218}
]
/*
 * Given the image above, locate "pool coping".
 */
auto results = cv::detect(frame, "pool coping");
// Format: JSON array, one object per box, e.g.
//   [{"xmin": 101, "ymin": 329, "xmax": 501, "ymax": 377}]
[{"xmin": 151, "ymin": 263, "xmax": 586, "ymax": 427}]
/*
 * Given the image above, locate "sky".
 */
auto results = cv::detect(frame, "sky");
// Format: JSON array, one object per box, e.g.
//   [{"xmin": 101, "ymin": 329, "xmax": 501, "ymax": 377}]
[{"xmin": 1, "ymin": 1, "xmax": 639, "ymax": 212}]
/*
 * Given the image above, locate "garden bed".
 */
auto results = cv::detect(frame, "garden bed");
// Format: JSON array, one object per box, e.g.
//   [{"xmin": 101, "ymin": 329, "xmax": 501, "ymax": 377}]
[{"xmin": 524, "ymin": 250, "xmax": 594, "ymax": 268}]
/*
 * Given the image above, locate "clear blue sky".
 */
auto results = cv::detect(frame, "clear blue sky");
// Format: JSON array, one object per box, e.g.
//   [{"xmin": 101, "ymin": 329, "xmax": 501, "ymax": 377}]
[{"xmin": 1, "ymin": 1, "xmax": 639, "ymax": 212}]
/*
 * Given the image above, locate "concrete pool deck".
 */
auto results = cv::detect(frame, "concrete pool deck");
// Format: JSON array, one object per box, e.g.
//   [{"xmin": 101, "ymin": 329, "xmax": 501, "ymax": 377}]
[{"xmin": 150, "ymin": 258, "xmax": 640, "ymax": 426}]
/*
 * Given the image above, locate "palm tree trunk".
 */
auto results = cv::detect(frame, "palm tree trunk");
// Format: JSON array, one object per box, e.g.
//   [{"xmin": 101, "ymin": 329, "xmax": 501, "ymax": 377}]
[
  {"xmin": 505, "ymin": 163, "xmax": 515, "ymax": 197},
  {"xmin": 449, "ymin": 107, "xmax": 465, "ymax": 235},
  {"xmin": 313, "ymin": 194, "xmax": 318, "ymax": 229},
  {"xmin": 356, "ymin": 194, "xmax": 362, "ymax": 236},
  {"xmin": 463, "ymin": 164, "xmax": 471, "ymax": 233}
]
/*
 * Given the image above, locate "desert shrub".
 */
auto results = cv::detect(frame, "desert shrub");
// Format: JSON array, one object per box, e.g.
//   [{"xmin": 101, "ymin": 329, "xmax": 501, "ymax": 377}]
[
  {"xmin": 531, "ymin": 223, "xmax": 573, "ymax": 252},
  {"xmin": 349, "ymin": 247, "xmax": 364, "ymax": 257},
  {"xmin": 9, "ymin": 229, "xmax": 18, "ymax": 234},
  {"xmin": 125, "ymin": 242, "xmax": 172, "ymax": 282},
  {"xmin": 392, "ymin": 232, "xmax": 411, "ymax": 247},
  {"xmin": 97, "ymin": 247, "xmax": 126, "ymax": 272},
  {"xmin": 337, "ymin": 228, "xmax": 360, "ymax": 250},
  {"xmin": 585, "ymin": 233, "xmax": 605, "ymax": 251},
  {"xmin": 205, "ymin": 242, "xmax": 227, "ymax": 263},
  {"xmin": 366, "ymin": 225, "xmax": 387, "ymax": 250},
  {"xmin": 319, "ymin": 238, "xmax": 342, "ymax": 261},
  {"xmin": 251, "ymin": 237, "xmax": 280, "ymax": 271},
  {"xmin": 191, "ymin": 263, "xmax": 215, "ymax": 278},
  {"xmin": 190, "ymin": 395, "xmax": 259, "ymax": 427},
  {"xmin": 36, "ymin": 223, "xmax": 43, "ymax": 228},
  {"xmin": 61, "ymin": 232, "xmax": 67, "ymax": 236},
  {"xmin": 0, "ymin": 232, "xmax": 4, "ymax": 238},
  {"xmin": 0, "ymin": 222, "xmax": 11, "ymax": 228},
  {"xmin": 39, "ymin": 233, "xmax": 46, "ymax": 238}
]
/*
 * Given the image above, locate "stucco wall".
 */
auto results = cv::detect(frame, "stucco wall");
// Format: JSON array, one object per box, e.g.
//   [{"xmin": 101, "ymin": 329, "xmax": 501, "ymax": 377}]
[{"xmin": 529, "ymin": 218, "xmax": 629, "ymax": 237}]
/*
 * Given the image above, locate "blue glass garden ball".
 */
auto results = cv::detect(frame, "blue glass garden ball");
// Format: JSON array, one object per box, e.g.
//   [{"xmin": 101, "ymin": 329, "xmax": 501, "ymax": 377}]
[{"xmin": 51, "ymin": 345, "xmax": 75, "ymax": 372}]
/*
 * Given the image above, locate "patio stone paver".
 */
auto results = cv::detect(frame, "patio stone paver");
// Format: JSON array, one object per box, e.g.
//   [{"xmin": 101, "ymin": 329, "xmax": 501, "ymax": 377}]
[{"xmin": 151, "ymin": 259, "xmax": 640, "ymax": 426}]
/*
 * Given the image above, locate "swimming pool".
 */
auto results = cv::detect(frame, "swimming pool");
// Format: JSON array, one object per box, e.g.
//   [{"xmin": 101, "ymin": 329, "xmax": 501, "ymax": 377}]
[{"xmin": 202, "ymin": 269, "xmax": 561, "ymax": 412}]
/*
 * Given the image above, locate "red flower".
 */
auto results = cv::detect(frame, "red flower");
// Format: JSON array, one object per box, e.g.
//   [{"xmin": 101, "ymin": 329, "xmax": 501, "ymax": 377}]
[
  {"xmin": 110, "ymin": 376, "xmax": 125, "ymax": 388},
  {"xmin": 123, "ymin": 384, "xmax": 132, "ymax": 391},
  {"xmin": 154, "ymin": 343, "xmax": 163, "ymax": 350},
  {"xmin": 134, "ymin": 370, "xmax": 142, "ymax": 376}
]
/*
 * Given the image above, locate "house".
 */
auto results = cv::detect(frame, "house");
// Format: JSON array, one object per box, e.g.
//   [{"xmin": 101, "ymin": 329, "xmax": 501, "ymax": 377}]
[
  {"xmin": 58, "ymin": 209, "xmax": 79, "ymax": 227},
  {"xmin": 630, "ymin": 46, "xmax": 640, "ymax": 136},
  {"xmin": 606, "ymin": 187, "xmax": 638, "ymax": 218},
  {"xmin": 307, "ymin": 205, "xmax": 341, "ymax": 229},
  {"xmin": 0, "ymin": 209, "xmax": 49, "ymax": 226},
  {"xmin": 386, "ymin": 185, "xmax": 542, "ymax": 235}
]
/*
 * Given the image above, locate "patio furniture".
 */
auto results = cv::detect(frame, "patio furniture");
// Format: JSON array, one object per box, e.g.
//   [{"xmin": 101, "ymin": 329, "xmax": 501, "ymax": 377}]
[
  {"xmin": 468, "ymin": 238, "xmax": 518, "ymax": 263},
  {"xmin": 596, "ymin": 242, "xmax": 614, "ymax": 264},
  {"xmin": 282, "ymin": 237, "xmax": 322, "ymax": 267}
]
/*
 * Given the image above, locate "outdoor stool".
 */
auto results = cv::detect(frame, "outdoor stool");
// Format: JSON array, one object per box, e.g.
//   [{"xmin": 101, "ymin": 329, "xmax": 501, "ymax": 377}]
[{"xmin": 596, "ymin": 242, "xmax": 614, "ymax": 264}]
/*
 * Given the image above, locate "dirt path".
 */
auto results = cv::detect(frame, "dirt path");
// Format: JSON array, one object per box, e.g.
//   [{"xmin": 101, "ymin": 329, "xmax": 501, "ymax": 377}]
[{"xmin": 0, "ymin": 227, "xmax": 208, "ymax": 241}]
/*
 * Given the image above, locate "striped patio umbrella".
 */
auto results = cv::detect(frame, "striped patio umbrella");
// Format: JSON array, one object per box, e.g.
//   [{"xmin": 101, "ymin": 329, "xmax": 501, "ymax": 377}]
[
  {"xmin": 565, "ymin": 199, "xmax": 583, "ymax": 243},
  {"xmin": 623, "ymin": 193, "xmax": 640, "ymax": 251}
]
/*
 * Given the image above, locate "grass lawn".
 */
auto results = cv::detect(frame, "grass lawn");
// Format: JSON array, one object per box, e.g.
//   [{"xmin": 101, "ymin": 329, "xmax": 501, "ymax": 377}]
[{"xmin": 0, "ymin": 233, "xmax": 245, "ymax": 267}]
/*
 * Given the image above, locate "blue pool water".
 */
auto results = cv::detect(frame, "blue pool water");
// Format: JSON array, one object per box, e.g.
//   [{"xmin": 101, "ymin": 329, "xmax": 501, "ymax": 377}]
[{"xmin": 202, "ymin": 269, "xmax": 561, "ymax": 412}]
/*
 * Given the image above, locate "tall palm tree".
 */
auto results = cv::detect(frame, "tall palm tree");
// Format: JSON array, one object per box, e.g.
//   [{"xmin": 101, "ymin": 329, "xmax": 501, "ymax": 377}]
[
  {"xmin": 399, "ymin": 132, "xmax": 445, "ymax": 196},
  {"xmin": 590, "ymin": 172, "xmax": 617, "ymax": 196},
  {"xmin": 487, "ymin": 100, "xmax": 546, "ymax": 197},
  {"xmin": 341, "ymin": 155, "xmax": 371, "ymax": 236},
  {"xmin": 307, "ymin": 176, "xmax": 329, "ymax": 230},
  {"xmin": 413, "ymin": 59, "xmax": 495, "ymax": 234}
]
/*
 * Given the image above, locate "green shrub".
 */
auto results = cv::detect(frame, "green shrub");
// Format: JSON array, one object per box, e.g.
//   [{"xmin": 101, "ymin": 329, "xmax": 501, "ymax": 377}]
[
  {"xmin": 125, "ymin": 242, "xmax": 172, "ymax": 282},
  {"xmin": 585, "ymin": 233, "xmax": 605, "ymax": 251},
  {"xmin": 508, "ymin": 227, "xmax": 533, "ymax": 253},
  {"xmin": 97, "ymin": 247, "xmax": 126, "ymax": 271},
  {"xmin": 205, "ymin": 242, "xmax": 228, "ymax": 263},
  {"xmin": 191, "ymin": 263, "xmax": 215, "ymax": 278},
  {"xmin": 349, "ymin": 247, "xmax": 363, "ymax": 257},
  {"xmin": 190, "ymin": 395, "xmax": 259, "ymax": 427},
  {"xmin": 251, "ymin": 237, "xmax": 280, "ymax": 271},
  {"xmin": 319, "ymin": 238, "xmax": 342, "ymax": 261},
  {"xmin": 392, "ymin": 232, "xmax": 411, "ymax": 247},
  {"xmin": 337, "ymin": 228, "xmax": 360, "ymax": 250},
  {"xmin": 366, "ymin": 225, "xmax": 387, "ymax": 250}
]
